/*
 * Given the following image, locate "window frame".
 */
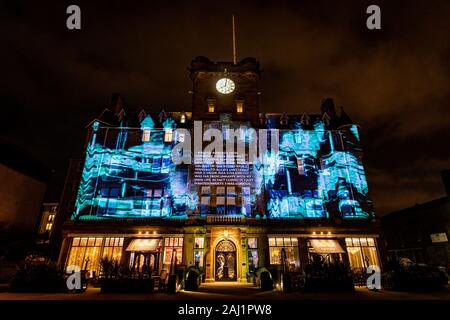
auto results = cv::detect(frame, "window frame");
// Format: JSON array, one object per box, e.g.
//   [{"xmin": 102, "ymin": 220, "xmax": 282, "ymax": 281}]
[
  {"xmin": 236, "ymin": 100, "xmax": 244, "ymax": 113},
  {"xmin": 164, "ymin": 128, "xmax": 173, "ymax": 142},
  {"xmin": 163, "ymin": 237, "xmax": 184, "ymax": 267},
  {"xmin": 142, "ymin": 129, "xmax": 151, "ymax": 142},
  {"xmin": 268, "ymin": 237, "xmax": 299, "ymax": 268},
  {"xmin": 345, "ymin": 237, "xmax": 380, "ymax": 270}
]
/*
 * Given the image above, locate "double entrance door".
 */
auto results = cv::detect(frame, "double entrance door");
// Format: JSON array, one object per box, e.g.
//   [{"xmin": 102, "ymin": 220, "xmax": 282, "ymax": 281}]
[
  {"xmin": 132, "ymin": 251, "xmax": 159, "ymax": 274},
  {"xmin": 215, "ymin": 239, "xmax": 237, "ymax": 281}
]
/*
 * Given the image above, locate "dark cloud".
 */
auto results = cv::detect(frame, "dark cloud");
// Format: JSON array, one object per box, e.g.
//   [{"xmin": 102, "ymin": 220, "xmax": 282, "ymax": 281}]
[{"xmin": 1, "ymin": 0, "xmax": 449, "ymax": 214}]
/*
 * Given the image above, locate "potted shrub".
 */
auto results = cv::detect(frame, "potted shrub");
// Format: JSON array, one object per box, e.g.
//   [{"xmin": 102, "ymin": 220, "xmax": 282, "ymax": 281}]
[
  {"xmin": 184, "ymin": 267, "xmax": 202, "ymax": 291},
  {"xmin": 256, "ymin": 267, "xmax": 273, "ymax": 291},
  {"xmin": 304, "ymin": 257, "xmax": 354, "ymax": 292},
  {"xmin": 99, "ymin": 258, "xmax": 154, "ymax": 293}
]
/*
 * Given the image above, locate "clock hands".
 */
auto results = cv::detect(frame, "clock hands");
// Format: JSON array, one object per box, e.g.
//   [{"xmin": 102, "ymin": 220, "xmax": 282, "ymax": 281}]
[{"xmin": 216, "ymin": 78, "xmax": 234, "ymax": 94}]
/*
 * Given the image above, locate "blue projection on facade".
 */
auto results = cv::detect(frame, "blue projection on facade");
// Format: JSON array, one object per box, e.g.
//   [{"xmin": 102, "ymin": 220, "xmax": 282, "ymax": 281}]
[{"xmin": 73, "ymin": 116, "xmax": 373, "ymax": 220}]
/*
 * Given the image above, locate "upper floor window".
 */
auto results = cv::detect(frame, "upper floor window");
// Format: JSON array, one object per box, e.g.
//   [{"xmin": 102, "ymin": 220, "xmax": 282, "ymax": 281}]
[
  {"xmin": 297, "ymin": 159, "xmax": 305, "ymax": 175},
  {"xmin": 142, "ymin": 129, "xmax": 151, "ymax": 142},
  {"xmin": 207, "ymin": 99, "xmax": 216, "ymax": 113},
  {"xmin": 164, "ymin": 129, "xmax": 173, "ymax": 142},
  {"xmin": 236, "ymin": 100, "xmax": 244, "ymax": 113},
  {"xmin": 180, "ymin": 113, "xmax": 186, "ymax": 123}
]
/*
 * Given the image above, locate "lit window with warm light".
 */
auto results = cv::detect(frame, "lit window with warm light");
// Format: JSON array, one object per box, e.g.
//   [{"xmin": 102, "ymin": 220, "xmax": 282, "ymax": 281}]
[
  {"xmin": 236, "ymin": 100, "xmax": 244, "ymax": 113},
  {"xmin": 164, "ymin": 128, "xmax": 173, "ymax": 142},
  {"xmin": 297, "ymin": 159, "xmax": 305, "ymax": 175},
  {"xmin": 207, "ymin": 100, "xmax": 216, "ymax": 113},
  {"xmin": 142, "ymin": 129, "xmax": 151, "ymax": 142},
  {"xmin": 268, "ymin": 237, "xmax": 299, "ymax": 270},
  {"xmin": 248, "ymin": 237, "xmax": 259, "ymax": 270},
  {"xmin": 345, "ymin": 237, "xmax": 380, "ymax": 271},
  {"xmin": 194, "ymin": 237, "xmax": 205, "ymax": 267},
  {"xmin": 66, "ymin": 237, "xmax": 118, "ymax": 275},
  {"xmin": 163, "ymin": 237, "xmax": 184, "ymax": 268},
  {"xmin": 103, "ymin": 237, "xmax": 124, "ymax": 262}
]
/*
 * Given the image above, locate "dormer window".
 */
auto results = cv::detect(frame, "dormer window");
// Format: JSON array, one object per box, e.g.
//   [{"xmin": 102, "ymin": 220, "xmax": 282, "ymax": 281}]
[
  {"xmin": 280, "ymin": 113, "xmax": 289, "ymax": 126},
  {"xmin": 142, "ymin": 129, "xmax": 151, "ymax": 142},
  {"xmin": 236, "ymin": 100, "xmax": 244, "ymax": 113},
  {"xmin": 164, "ymin": 128, "xmax": 173, "ymax": 142},
  {"xmin": 180, "ymin": 112, "xmax": 186, "ymax": 123},
  {"xmin": 207, "ymin": 99, "xmax": 216, "ymax": 113},
  {"xmin": 300, "ymin": 112, "xmax": 310, "ymax": 126}
]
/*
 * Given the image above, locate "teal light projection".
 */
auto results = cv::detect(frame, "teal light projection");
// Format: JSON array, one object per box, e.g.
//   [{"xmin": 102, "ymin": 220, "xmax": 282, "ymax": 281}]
[
  {"xmin": 74, "ymin": 116, "xmax": 190, "ymax": 220},
  {"xmin": 258, "ymin": 120, "xmax": 373, "ymax": 219},
  {"xmin": 73, "ymin": 116, "xmax": 374, "ymax": 220}
]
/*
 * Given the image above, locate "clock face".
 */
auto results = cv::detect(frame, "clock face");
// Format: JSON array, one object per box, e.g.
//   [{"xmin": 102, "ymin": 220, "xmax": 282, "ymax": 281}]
[{"xmin": 216, "ymin": 78, "xmax": 235, "ymax": 94}]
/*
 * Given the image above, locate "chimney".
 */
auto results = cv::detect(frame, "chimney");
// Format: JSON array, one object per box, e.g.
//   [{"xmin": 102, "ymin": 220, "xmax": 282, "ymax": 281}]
[
  {"xmin": 110, "ymin": 93, "xmax": 124, "ymax": 115},
  {"xmin": 321, "ymin": 98, "xmax": 337, "ymax": 119},
  {"xmin": 441, "ymin": 170, "xmax": 450, "ymax": 197}
]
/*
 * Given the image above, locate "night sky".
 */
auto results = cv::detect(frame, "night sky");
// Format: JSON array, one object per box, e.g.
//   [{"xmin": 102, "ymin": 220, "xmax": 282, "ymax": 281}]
[{"xmin": 1, "ymin": 0, "xmax": 449, "ymax": 215}]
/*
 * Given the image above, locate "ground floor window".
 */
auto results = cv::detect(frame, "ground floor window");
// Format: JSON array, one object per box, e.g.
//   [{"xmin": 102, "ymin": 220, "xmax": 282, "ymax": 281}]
[
  {"xmin": 66, "ymin": 237, "xmax": 124, "ymax": 276},
  {"xmin": 194, "ymin": 237, "xmax": 204, "ymax": 268},
  {"xmin": 163, "ymin": 237, "xmax": 183, "ymax": 270},
  {"xmin": 247, "ymin": 237, "xmax": 259, "ymax": 271},
  {"xmin": 102, "ymin": 237, "xmax": 124, "ymax": 261},
  {"xmin": 268, "ymin": 237, "xmax": 299, "ymax": 270},
  {"xmin": 345, "ymin": 237, "xmax": 380, "ymax": 270}
]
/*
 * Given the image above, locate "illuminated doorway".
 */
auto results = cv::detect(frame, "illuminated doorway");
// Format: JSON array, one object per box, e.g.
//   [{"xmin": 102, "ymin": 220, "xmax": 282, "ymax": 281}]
[{"xmin": 215, "ymin": 239, "xmax": 237, "ymax": 281}]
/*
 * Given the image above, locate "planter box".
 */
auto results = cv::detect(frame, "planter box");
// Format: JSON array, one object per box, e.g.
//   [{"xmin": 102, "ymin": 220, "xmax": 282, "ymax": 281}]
[
  {"xmin": 304, "ymin": 277, "xmax": 355, "ymax": 292},
  {"xmin": 9, "ymin": 278, "xmax": 66, "ymax": 293}
]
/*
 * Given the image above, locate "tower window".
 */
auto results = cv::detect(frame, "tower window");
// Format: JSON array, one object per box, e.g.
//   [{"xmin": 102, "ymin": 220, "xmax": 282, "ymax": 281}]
[
  {"xmin": 236, "ymin": 100, "xmax": 244, "ymax": 113},
  {"xmin": 142, "ymin": 129, "xmax": 151, "ymax": 142},
  {"xmin": 164, "ymin": 129, "xmax": 173, "ymax": 142},
  {"xmin": 180, "ymin": 113, "xmax": 186, "ymax": 123},
  {"xmin": 207, "ymin": 99, "xmax": 216, "ymax": 113}
]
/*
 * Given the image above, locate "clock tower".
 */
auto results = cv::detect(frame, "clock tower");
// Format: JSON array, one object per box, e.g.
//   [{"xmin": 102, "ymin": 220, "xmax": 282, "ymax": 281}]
[{"xmin": 189, "ymin": 56, "xmax": 261, "ymax": 126}]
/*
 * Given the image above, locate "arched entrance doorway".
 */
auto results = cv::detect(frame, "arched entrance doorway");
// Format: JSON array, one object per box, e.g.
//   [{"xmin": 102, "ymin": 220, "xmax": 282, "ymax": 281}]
[{"xmin": 215, "ymin": 239, "xmax": 237, "ymax": 281}]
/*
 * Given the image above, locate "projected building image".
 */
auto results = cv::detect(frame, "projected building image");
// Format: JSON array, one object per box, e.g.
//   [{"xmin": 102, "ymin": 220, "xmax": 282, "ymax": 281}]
[{"xmin": 57, "ymin": 57, "xmax": 382, "ymax": 283}]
